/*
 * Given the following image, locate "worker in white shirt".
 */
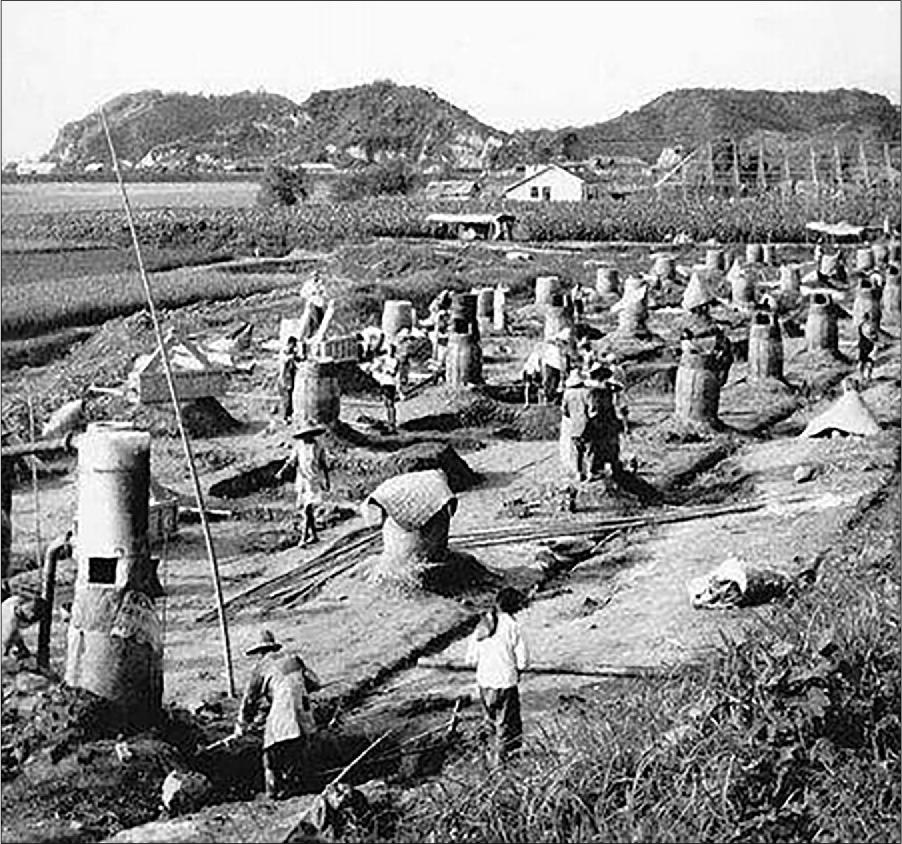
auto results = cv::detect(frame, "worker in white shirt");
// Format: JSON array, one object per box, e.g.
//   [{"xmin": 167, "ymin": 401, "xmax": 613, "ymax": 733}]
[
  {"xmin": 465, "ymin": 587, "xmax": 530, "ymax": 765},
  {"xmin": 2, "ymin": 594, "xmax": 42, "ymax": 659}
]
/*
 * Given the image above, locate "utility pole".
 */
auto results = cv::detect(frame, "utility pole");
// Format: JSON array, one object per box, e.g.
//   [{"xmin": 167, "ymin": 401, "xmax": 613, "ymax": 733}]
[
  {"xmin": 809, "ymin": 143, "xmax": 819, "ymax": 194},
  {"xmin": 732, "ymin": 138, "xmax": 741, "ymax": 195},
  {"xmin": 706, "ymin": 140, "xmax": 715, "ymax": 195},
  {"xmin": 859, "ymin": 139, "xmax": 870, "ymax": 189},
  {"xmin": 757, "ymin": 139, "xmax": 767, "ymax": 192},
  {"xmin": 833, "ymin": 142, "xmax": 844, "ymax": 191}
]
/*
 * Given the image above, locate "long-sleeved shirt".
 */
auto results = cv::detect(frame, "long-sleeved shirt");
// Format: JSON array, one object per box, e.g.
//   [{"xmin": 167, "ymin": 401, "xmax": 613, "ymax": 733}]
[
  {"xmin": 465, "ymin": 611, "xmax": 529, "ymax": 690},
  {"xmin": 2, "ymin": 596, "xmax": 29, "ymax": 657},
  {"xmin": 561, "ymin": 385, "xmax": 593, "ymax": 438},
  {"xmin": 238, "ymin": 650, "xmax": 321, "ymax": 749}
]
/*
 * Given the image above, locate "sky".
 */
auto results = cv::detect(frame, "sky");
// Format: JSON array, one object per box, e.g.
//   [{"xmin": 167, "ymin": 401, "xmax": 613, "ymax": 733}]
[{"xmin": 1, "ymin": 0, "xmax": 900, "ymax": 161}]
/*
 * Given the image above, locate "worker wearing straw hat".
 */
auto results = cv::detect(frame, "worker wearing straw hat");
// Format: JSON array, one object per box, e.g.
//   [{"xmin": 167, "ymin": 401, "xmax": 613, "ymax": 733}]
[
  {"xmin": 276, "ymin": 423, "xmax": 331, "ymax": 547},
  {"xmin": 234, "ymin": 630, "xmax": 322, "ymax": 799},
  {"xmin": 585, "ymin": 363, "xmax": 623, "ymax": 479},
  {"xmin": 560, "ymin": 370, "xmax": 595, "ymax": 482}
]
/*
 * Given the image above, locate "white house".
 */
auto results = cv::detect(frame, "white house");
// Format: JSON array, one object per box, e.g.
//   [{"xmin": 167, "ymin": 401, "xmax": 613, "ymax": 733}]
[
  {"xmin": 503, "ymin": 163, "xmax": 601, "ymax": 202},
  {"xmin": 16, "ymin": 161, "xmax": 56, "ymax": 176}
]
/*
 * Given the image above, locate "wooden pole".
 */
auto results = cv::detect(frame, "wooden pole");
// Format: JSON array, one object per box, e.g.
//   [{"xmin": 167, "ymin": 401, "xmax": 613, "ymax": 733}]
[
  {"xmin": 834, "ymin": 142, "xmax": 844, "ymax": 190},
  {"xmin": 99, "ymin": 108, "xmax": 236, "ymax": 698},
  {"xmin": 281, "ymin": 729, "xmax": 394, "ymax": 842},
  {"xmin": 26, "ymin": 395, "xmax": 41, "ymax": 569},
  {"xmin": 810, "ymin": 143, "xmax": 819, "ymax": 194},
  {"xmin": 860, "ymin": 140, "xmax": 870, "ymax": 189},
  {"xmin": 707, "ymin": 140, "xmax": 715, "ymax": 194},
  {"xmin": 417, "ymin": 656, "xmax": 662, "ymax": 678},
  {"xmin": 757, "ymin": 140, "xmax": 767, "ymax": 192},
  {"xmin": 732, "ymin": 138, "xmax": 741, "ymax": 194}
]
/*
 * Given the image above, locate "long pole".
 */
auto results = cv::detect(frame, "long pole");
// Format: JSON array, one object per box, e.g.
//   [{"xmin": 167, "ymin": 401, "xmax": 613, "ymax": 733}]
[
  {"xmin": 99, "ymin": 108, "xmax": 236, "ymax": 697},
  {"xmin": 859, "ymin": 140, "xmax": 870, "ymax": 189},
  {"xmin": 26, "ymin": 394, "xmax": 41, "ymax": 568}
]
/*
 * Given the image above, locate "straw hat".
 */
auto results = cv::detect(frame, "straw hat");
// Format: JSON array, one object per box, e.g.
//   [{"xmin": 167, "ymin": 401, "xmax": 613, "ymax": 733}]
[
  {"xmin": 564, "ymin": 371, "xmax": 583, "ymax": 388},
  {"xmin": 291, "ymin": 422, "xmax": 326, "ymax": 439},
  {"xmin": 585, "ymin": 363, "xmax": 612, "ymax": 385},
  {"xmin": 246, "ymin": 629, "xmax": 283, "ymax": 656}
]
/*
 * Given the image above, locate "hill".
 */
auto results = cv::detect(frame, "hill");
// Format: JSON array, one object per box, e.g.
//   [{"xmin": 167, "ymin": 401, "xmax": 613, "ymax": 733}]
[
  {"xmin": 43, "ymin": 84, "xmax": 899, "ymax": 174},
  {"xmin": 46, "ymin": 82, "xmax": 507, "ymax": 173},
  {"xmin": 49, "ymin": 89, "xmax": 307, "ymax": 171},
  {"xmin": 494, "ymin": 88, "xmax": 901, "ymax": 165}
]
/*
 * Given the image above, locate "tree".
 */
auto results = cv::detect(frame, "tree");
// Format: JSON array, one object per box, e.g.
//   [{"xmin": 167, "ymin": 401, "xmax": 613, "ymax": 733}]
[
  {"xmin": 256, "ymin": 163, "xmax": 307, "ymax": 207},
  {"xmin": 333, "ymin": 160, "xmax": 418, "ymax": 201}
]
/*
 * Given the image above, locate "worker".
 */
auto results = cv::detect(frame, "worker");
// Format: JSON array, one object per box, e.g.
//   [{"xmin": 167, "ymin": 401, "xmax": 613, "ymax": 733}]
[
  {"xmin": 857, "ymin": 313, "xmax": 878, "ymax": 384},
  {"xmin": 521, "ymin": 348, "xmax": 544, "ymax": 406},
  {"xmin": 560, "ymin": 371, "xmax": 595, "ymax": 482},
  {"xmin": 2, "ymin": 594, "xmax": 42, "ymax": 659},
  {"xmin": 465, "ymin": 587, "xmax": 530, "ymax": 766},
  {"xmin": 276, "ymin": 423, "xmax": 331, "ymax": 547},
  {"xmin": 585, "ymin": 364, "xmax": 623, "ymax": 479},
  {"xmin": 576, "ymin": 336, "xmax": 599, "ymax": 377},
  {"xmin": 371, "ymin": 344, "xmax": 403, "ymax": 433},
  {"xmin": 712, "ymin": 326, "xmax": 735, "ymax": 387},
  {"xmin": 601, "ymin": 353, "xmax": 630, "ymax": 436},
  {"xmin": 277, "ymin": 337, "xmax": 301, "ymax": 424},
  {"xmin": 233, "ymin": 630, "xmax": 322, "ymax": 799}
]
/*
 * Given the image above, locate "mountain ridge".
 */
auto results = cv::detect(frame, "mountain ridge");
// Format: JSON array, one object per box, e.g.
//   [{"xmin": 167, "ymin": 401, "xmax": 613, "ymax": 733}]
[{"xmin": 44, "ymin": 81, "xmax": 901, "ymax": 173}]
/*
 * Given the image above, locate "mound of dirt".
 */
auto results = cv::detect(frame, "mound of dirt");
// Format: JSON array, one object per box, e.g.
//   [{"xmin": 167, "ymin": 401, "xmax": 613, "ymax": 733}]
[
  {"xmin": 368, "ymin": 549, "xmax": 499, "ymax": 599},
  {"xmin": 132, "ymin": 397, "xmax": 244, "ymax": 439},
  {"xmin": 332, "ymin": 441, "xmax": 480, "ymax": 500},
  {"xmin": 335, "ymin": 361, "xmax": 380, "ymax": 397},
  {"xmin": 2, "ymin": 682, "xmax": 126, "ymax": 779},
  {"xmin": 402, "ymin": 387, "xmax": 561, "ymax": 441}
]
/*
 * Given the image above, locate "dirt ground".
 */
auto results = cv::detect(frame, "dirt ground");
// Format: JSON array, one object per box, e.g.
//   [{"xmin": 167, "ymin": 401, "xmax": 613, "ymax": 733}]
[{"xmin": 2, "ymin": 238, "xmax": 900, "ymax": 842}]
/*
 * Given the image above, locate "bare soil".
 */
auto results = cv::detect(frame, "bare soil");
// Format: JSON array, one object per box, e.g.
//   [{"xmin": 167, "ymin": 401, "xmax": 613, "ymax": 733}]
[{"xmin": 2, "ymin": 238, "xmax": 899, "ymax": 842}]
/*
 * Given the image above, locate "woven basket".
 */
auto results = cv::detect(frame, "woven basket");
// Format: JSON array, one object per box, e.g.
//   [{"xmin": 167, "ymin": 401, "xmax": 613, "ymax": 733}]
[{"xmin": 368, "ymin": 469, "xmax": 455, "ymax": 531}]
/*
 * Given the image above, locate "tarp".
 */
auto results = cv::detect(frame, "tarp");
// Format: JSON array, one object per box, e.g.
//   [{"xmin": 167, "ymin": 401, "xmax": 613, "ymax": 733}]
[
  {"xmin": 681, "ymin": 272, "xmax": 716, "ymax": 312},
  {"xmin": 800, "ymin": 384, "xmax": 881, "ymax": 438},
  {"xmin": 805, "ymin": 220, "xmax": 866, "ymax": 239}
]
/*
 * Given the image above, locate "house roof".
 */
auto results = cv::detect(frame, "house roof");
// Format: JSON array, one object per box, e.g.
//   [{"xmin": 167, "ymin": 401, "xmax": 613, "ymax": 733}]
[
  {"xmin": 503, "ymin": 162, "xmax": 603, "ymax": 194},
  {"xmin": 423, "ymin": 180, "xmax": 480, "ymax": 199}
]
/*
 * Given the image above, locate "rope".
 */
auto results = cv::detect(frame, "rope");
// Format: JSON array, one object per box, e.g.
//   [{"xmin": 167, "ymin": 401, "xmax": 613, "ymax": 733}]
[{"xmin": 99, "ymin": 108, "xmax": 236, "ymax": 697}]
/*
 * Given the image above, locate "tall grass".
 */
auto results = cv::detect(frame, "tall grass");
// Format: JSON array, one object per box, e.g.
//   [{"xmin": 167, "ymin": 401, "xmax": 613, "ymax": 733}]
[
  {"xmin": 0, "ymin": 268, "xmax": 298, "ymax": 339},
  {"xmin": 387, "ymin": 478, "xmax": 900, "ymax": 843}
]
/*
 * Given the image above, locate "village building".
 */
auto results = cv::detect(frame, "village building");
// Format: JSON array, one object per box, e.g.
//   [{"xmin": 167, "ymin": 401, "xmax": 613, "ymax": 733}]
[
  {"xmin": 503, "ymin": 163, "xmax": 603, "ymax": 202},
  {"xmin": 422, "ymin": 179, "xmax": 481, "ymax": 201}
]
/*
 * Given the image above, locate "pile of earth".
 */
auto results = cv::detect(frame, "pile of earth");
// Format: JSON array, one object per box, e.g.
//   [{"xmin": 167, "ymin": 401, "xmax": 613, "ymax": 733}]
[
  {"xmin": 331, "ymin": 441, "xmax": 481, "ymax": 501},
  {"xmin": 207, "ymin": 440, "xmax": 479, "ymax": 505},
  {"xmin": 130, "ymin": 396, "xmax": 244, "ymax": 439},
  {"xmin": 0, "ymin": 681, "xmax": 203, "ymax": 844},
  {"xmin": 401, "ymin": 386, "xmax": 561, "ymax": 441}
]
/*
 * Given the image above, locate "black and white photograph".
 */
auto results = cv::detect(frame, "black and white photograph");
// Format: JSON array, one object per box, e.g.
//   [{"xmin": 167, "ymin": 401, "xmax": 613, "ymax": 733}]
[{"xmin": 1, "ymin": 1, "xmax": 900, "ymax": 841}]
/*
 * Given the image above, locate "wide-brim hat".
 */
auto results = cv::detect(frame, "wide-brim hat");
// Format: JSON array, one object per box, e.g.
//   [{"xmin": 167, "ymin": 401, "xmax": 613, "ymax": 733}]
[
  {"xmin": 586, "ymin": 364, "xmax": 612, "ymax": 384},
  {"xmin": 246, "ymin": 629, "xmax": 283, "ymax": 655},
  {"xmin": 291, "ymin": 422, "xmax": 327, "ymax": 439},
  {"xmin": 564, "ymin": 371, "xmax": 583, "ymax": 388}
]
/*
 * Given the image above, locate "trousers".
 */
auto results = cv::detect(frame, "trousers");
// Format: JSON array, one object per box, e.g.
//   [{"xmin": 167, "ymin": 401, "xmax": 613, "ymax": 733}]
[
  {"xmin": 479, "ymin": 686, "xmax": 523, "ymax": 764},
  {"xmin": 262, "ymin": 736, "xmax": 308, "ymax": 798}
]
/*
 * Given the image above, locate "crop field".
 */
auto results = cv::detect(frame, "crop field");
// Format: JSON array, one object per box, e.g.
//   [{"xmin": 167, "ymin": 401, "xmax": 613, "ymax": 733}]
[
  {"xmin": 0, "ymin": 266, "xmax": 300, "ymax": 339},
  {"xmin": 0, "ymin": 180, "xmax": 259, "ymax": 215},
  {"xmin": 2, "ymin": 188, "xmax": 899, "ymax": 342}
]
